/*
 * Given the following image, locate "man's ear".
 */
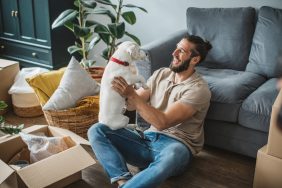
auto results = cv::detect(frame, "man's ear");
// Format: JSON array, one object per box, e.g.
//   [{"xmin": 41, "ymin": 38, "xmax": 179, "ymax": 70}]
[{"xmin": 190, "ymin": 56, "xmax": 201, "ymax": 65}]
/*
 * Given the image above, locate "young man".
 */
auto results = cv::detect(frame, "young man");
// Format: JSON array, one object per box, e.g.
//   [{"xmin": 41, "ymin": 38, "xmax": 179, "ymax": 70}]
[{"xmin": 88, "ymin": 35, "xmax": 212, "ymax": 188}]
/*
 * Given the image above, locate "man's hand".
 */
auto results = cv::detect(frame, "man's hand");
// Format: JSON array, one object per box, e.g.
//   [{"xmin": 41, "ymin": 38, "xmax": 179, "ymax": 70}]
[
  {"xmin": 111, "ymin": 76, "xmax": 135, "ymax": 98},
  {"xmin": 111, "ymin": 76, "xmax": 139, "ymax": 110}
]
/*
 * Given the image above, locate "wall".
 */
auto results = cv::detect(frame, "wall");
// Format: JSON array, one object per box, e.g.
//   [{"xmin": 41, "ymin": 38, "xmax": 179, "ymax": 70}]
[{"xmin": 91, "ymin": 0, "xmax": 282, "ymax": 65}]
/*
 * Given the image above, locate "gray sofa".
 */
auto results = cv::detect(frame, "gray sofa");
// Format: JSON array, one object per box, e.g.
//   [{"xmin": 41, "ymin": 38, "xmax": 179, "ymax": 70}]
[{"xmin": 136, "ymin": 6, "xmax": 282, "ymax": 158}]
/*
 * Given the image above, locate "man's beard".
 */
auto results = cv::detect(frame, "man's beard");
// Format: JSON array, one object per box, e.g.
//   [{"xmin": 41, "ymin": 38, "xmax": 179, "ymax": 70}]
[{"xmin": 169, "ymin": 57, "xmax": 192, "ymax": 73}]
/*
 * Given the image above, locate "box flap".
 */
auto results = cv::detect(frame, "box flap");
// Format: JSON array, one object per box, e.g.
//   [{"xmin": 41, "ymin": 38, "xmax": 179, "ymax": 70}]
[
  {"xmin": 21, "ymin": 125, "xmax": 48, "ymax": 134},
  {"xmin": 0, "ymin": 59, "xmax": 18, "ymax": 70},
  {"xmin": 17, "ymin": 145, "xmax": 95, "ymax": 188},
  {"xmin": 48, "ymin": 126, "xmax": 90, "ymax": 145},
  {"xmin": 0, "ymin": 160, "xmax": 14, "ymax": 184}
]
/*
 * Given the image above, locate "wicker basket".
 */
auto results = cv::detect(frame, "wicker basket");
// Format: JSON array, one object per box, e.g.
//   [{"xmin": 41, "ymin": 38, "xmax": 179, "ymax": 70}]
[
  {"xmin": 43, "ymin": 96, "xmax": 99, "ymax": 139},
  {"xmin": 13, "ymin": 105, "xmax": 43, "ymax": 117}
]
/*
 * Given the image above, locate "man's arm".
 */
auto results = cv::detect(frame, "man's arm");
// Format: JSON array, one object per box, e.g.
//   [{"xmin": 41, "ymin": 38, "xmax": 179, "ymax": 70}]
[
  {"xmin": 126, "ymin": 88, "xmax": 150, "ymax": 111},
  {"xmin": 112, "ymin": 76, "xmax": 197, "ymax": 130},
  {"xmin": 131, "ymin": 94, "xmax": 196, "ymax": 130}
]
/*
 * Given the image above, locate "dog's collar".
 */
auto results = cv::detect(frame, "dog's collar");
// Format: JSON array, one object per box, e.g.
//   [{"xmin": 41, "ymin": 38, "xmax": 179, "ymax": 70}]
[{"xmin": 110, "ymin": 57, "xmax": 129, "ymax": 66}]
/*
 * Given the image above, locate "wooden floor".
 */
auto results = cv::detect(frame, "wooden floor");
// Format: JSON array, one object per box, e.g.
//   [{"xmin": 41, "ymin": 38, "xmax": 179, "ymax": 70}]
[{"xmin": 5, "ymin": 112, "xmax": 256, "ymax": 188}]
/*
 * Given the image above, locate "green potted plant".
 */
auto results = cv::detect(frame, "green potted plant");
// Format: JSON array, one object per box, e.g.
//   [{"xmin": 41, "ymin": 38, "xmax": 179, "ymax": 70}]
[
  {"xmin": 0, "ymin": 101, "xmax": 8, "ymax": 116},
  {"xmin": 52, "ymin": 0, "xmax": 100, "ymax": 68},
  {"xmin": 93, "ymin": 0, "xmax": 147, "ymax": 61}
]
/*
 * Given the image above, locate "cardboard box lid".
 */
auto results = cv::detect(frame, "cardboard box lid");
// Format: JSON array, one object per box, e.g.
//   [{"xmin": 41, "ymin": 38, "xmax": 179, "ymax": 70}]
[
  {"xmin": 17, "ymin": 145, "xmax": 95, "ymax": 188},
  {"xmin": 0, "ymin": 59, "xmax": 18, "ymax": 70},
  {"xmin": 0, "ymin": 160, "xmax": 14, "ymax": 184}
]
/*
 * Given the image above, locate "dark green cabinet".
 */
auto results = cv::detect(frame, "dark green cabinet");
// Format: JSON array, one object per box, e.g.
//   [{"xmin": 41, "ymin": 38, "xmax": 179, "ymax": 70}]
[{"xmin": 0, "ymin": 0, "xmax": 75, "ymax": 69}]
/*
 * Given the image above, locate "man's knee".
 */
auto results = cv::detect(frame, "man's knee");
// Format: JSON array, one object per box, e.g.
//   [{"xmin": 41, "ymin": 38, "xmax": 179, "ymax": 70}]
[
  {"xmin": 163, "ymin": 143, "xmax": 191, "ymax": 163},
  {"xmin": 87, "ymin": 123, "xmax": 109, "ymax": 141}
]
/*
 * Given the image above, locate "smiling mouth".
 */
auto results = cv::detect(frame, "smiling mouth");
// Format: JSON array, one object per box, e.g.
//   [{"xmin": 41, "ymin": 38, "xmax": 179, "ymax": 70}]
[{"xmin": 172, "ymin": 58, "xmax": 181, "ymax": 65}]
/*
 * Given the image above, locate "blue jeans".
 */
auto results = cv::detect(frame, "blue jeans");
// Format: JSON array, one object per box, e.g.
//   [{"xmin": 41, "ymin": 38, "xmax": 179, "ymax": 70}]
[{"xmin": 88, "ymin": 123, "xmax": 192, "ymax": 188}]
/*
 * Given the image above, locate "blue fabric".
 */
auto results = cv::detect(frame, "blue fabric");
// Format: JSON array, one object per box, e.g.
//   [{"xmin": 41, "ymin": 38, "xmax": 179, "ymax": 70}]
[
  {"xmin": 88, "ymin": 123, "xmax": 192, "ymax": 188},
  {"xmin": 246, "ymin": 6, "xmax": 282, "ymax": 78},
  {"xmin": 186, "ymin": 7, "xmax": 256, "ymax": 70},
  {"xmin": 204, "ymin": 120, "xmax": 268, "ymax": 158},
  {"xmin": 239, "ymin": 78, "xmax": 279, "ymax": 132},
  {"xmin": 196, "ymin": 67, "xmax": 266, "ymax": 122}
]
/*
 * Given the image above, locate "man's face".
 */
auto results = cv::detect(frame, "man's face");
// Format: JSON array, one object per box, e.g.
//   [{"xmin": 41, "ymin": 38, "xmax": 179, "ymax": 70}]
[{"xmin": 170, "ymin": 39, "xmax": 198, "ymax": 73}]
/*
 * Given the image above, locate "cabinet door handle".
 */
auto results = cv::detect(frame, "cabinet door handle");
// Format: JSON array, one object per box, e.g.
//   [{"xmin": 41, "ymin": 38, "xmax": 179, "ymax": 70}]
[
  {"xmin": 32, "ymin": 52, "xmax": 37, "ymax": 57},
  {"xmin": 11, "ymin": 10, "xmax": 15, "ymax": 17},
  {"xmin": 14, "ymin": 11, "xmax": 18, "ymax": 17}
]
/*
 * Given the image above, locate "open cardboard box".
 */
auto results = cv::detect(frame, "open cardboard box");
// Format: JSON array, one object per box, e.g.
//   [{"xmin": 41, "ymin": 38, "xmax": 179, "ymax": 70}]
[
  {"xmin": 267, "ymin": 88, "xmax": 282, "ymax": 158},
  {"xmin": 253, "ymin": 145, "xmax": 282, "ymax": 188},
  {"xmin": 0, "ymin": 125, "xmax": 96, "ymax": 188}
]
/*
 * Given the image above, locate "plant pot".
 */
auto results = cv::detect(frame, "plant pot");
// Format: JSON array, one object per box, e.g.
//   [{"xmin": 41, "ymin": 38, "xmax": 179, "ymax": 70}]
[{"xmin": 86, "ymin": 66, "xmax": 105, "ymax": 83}]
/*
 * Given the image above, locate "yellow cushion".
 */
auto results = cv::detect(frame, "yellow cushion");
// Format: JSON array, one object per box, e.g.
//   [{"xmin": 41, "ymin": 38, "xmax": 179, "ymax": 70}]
[{"xmin": 26, "ymin": 68, "xmax": 65, "ymax": 105}]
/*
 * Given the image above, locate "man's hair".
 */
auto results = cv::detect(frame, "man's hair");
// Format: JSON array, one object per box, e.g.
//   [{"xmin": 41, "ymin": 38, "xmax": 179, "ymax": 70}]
[{"xmin": 183, "ymin": 35, "xmax": 212, "ymax": 63}]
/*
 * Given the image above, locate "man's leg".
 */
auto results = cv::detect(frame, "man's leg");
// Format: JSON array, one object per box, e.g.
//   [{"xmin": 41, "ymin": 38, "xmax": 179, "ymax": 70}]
[
  {"xmin": 87, "ymin": 123, "xmax": 153, "ymax": 184},
  {"xmin": 121, "ymin": 133, "xmax": 192, "ymax": 188}
]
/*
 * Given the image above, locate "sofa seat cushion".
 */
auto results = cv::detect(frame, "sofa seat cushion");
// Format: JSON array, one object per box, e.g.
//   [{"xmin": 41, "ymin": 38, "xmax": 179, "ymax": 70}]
[
  {"xmin": 246, "ymin": 6, "xmax": 282, "ymax": 78},
  {"xmin": 239, "ymin": 78, "xmax": 279, "ymax": 132},
  {"xmin": 187, "ymin": 7, "xmax": 256, "ymax": 70},
  {"xmin": 196, "ymin": 67, "xmax": 266, "ymax": 122}
]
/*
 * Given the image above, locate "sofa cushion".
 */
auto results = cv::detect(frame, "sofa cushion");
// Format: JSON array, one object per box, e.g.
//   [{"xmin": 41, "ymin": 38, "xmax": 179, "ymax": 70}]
[
  {"xmin": 186, "ymin": 7, "xmax": 256, "ymax": 71},
  {"xmin": 246, "ymin": 6, "xmax": 282, "ymax": 78},
  {"xmin": 239, "ymin": 78, "xmax": 279, "ymax": 132},
  {"xmin": 196, "ymin": 67, "xmax": 266, "ymax": 122}
]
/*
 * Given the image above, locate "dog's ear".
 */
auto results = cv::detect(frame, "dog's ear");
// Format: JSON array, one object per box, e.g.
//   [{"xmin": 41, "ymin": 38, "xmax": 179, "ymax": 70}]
[{"xmin": 126, "ymin": 44, "xmax": 140, "ymax": 59}]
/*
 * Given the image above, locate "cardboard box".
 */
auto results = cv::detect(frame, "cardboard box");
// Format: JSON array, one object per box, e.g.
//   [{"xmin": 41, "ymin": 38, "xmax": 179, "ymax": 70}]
[
  {"xmin": 0, "ymin": 59, "xmax": 20, "ymax": 107},
  {"xmin": 253, "ymin": 146, "xmax": 282, "ymax": 188},
  {"xmin": 0, "ymin": 125, "xmax": 96, "ymax": 188},
  {"xmin": 267, "ymin": 89, "xmax": 282, "ymax": 158}
]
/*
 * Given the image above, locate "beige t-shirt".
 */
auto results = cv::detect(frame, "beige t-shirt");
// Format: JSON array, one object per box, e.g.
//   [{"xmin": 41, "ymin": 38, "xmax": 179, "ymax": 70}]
[{"xmin": 144, "ymin": 68, "xmax": 211, "ymax": 155}]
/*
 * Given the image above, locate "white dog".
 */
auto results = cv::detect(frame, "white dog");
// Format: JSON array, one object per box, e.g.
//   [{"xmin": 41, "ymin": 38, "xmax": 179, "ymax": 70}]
[{"xmin": 99, "ymin": 41, "xmax": 148, "ymax": 130}]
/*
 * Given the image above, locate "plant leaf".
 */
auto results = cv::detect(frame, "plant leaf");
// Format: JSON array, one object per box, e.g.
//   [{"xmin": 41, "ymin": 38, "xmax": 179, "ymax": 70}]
[
  {"xmin": 74, "ymin": 25, "xmax": 91, "ymax": 37},
  {"xmin": 122, "ymin": 4, "xmax": 148, "ymax": 13},
  {"xmin": 94, "ymin": 24, "xmax": 110, "ymax": 34},
  {"xmin": 0, "ymin": 101, "xmax": 8, "ymax": 109},
  {"xmin": 84, "ymin": 32, "xmax": 93, "ymax": 41},
  {"xmin": 52, "ymin": 9, "xmax": 78, "ymax": 29},
  {"xmin": 85, "ymin": 20, "xmax": 101, "ymax": 27},
  {"xmin": 125, "ymin": 32, "xmax": 140, "ymax": 45},
  {"xmin": 122, "ymin": 11, "xmax": 136, "ymax": 25},
  {"xmin": 0, "ymin": 116, "xmax": 4, "ymax": 123},
  {"xmin": 68, "ymin": 45, "xmax": 82, "ymax": 55},
  {"xmin": 75, "ymin": 41, "xmax": 82, "ymax": 48},
  {"xmin": 64, "ymin": 21, "xmax": 74, "ymax": 32},
  {"xmin": 81, "ymin": 0, "xmax": 97, "ymax": 8},
  {"xmin": 108, "ymin": 22, "xmax": 125, "ymax": 39},
  {"xmin": 99, "ymin": 33, "xmax": 111, "ymax": 45},
  {"xmin": 94, "ymin": 0, "xmax": 117, "ymax": 9},
  {"xmin": 101, "ymin": 47, "xmax": 110, "ymax": 60},
  {"xmin": 74, "ymin": 0, "xmax": 79, "ymax": 7},
  {"xmin": 93, "ymin": 9, "xmax": 116, "ymax": 23}
]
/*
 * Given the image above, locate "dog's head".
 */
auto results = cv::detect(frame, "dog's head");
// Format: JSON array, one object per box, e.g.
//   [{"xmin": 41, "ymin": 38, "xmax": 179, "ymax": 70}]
[{"xmin": 112, "ymin": 41, "xmax": 146, "ymax": 64}]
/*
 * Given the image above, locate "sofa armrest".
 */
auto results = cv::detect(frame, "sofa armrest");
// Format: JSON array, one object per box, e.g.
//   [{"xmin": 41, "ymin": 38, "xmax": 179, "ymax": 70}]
[{"xmin": 141, "ymin": 29, "xmax": 187, "ymax": 73}]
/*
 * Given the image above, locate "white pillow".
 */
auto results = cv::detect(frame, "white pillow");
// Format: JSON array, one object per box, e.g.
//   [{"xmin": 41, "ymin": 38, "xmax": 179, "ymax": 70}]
[{"xmin": 42, "ymin": 57, "xmax": 100, "ymax": 110}]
